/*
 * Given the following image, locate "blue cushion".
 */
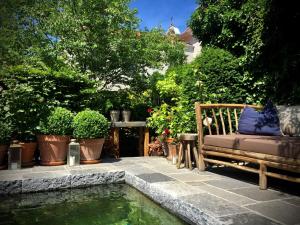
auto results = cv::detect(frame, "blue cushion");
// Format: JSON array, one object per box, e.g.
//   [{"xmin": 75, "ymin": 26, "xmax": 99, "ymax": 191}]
[{"xmin": 238, "ymin": 101, "xmax": 282, "ymax": 136}]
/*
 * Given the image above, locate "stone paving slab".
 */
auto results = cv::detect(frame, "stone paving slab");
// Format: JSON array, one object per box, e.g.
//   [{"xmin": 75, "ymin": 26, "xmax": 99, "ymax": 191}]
[
  {"xmin": 281, "ymin": 198, "xmax": 300, "ymax": 207},
  {"xmin": 203, "ymin": 178, "xmax": 257, "ymax": 190},
  {"xmin": 230, "ymin": 186, "xmax": 291, "ymax": 202},
  {"xmin": 151, "ymin": 181, "xmax": 205, "ymax": 197},
  {"xmin": 246, "ymin": 200, "xmax": 300, "ymax": 225},
  {"xmin": 219, "ymin": 212, "xmax": 282, "ymax": 225},
  {"xmin": 182, "ymin": 193, "xmax": 249, "ymax": 217},
  {"xmin": 186, "ymin": 182, "xmax": 257, "ymax": 206},
  {"xmin": 0, "ymin": 157, "xmax": 299, "ymax": 225},
  {"xmin": 169, "ymin": 172, "xmax": 222, "ymax": 182},
  {"xmin": 137, "ymin": 172, "xmax": 175, "ymax": 183}
]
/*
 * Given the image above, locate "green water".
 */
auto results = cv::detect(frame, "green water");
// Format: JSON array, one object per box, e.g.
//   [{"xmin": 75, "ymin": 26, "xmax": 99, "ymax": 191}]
[{"xmin": 0, "ymin": 184, "xmax": 188, "ymax": 225}]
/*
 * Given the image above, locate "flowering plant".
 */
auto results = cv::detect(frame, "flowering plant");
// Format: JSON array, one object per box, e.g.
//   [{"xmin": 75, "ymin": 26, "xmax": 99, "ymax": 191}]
[{"xmin": 158, "ymin": 128, "xmax": 171, "ymax": 142}]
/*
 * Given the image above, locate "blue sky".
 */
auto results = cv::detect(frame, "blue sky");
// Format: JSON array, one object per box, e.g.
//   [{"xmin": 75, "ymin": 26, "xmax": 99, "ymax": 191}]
[{"xmin": 130, "ymin": 0, "xmax": 198, "ymax": 33}]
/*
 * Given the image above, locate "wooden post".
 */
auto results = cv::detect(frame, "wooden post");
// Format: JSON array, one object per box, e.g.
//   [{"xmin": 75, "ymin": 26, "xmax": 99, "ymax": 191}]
[
  {"xmin": 187, "ymin": 142, "xmax": 192, "ymax": 170},
  {"xmin": 112, "ymin": 128, "xmax": 120, "ymax": 158},
  {"xmin": 138, "ymin": 127, "xmax": 144, "ymax": 156},
  {"xmin": 195, "ymin": 102, "xmax": 205, "ymax": 171},
  {"xmin": 193, "ymin": 145, "xmax": 199, "ymax": 169},
  {"xmin": 176, "ymin": 142, "xmax": 183, "ymax": 169},
  {"xmin": 144, "ymin": 127, "xmax": 149, "ymax": 156},
  {"xmin": 259, "ymin": 163, "xmax": 267, "ymax": 190}
]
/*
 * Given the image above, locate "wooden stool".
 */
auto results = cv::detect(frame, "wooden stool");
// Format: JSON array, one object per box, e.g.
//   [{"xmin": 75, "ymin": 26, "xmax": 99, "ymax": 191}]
[{"xmin": 176, "ymin": 133, "xmax": 199, "ymax": 170}]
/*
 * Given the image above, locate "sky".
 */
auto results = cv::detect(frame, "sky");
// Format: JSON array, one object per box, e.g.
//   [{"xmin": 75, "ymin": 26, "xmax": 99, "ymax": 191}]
[{"xmin": 129, "ymin": 0, "xmax": 198, "ymax": 33}]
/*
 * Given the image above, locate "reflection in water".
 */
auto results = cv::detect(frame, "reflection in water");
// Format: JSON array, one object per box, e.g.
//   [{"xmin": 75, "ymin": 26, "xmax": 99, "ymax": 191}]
[{"xmin": 0, "ymin": 184, "xmax": 187, "ymax": 225}]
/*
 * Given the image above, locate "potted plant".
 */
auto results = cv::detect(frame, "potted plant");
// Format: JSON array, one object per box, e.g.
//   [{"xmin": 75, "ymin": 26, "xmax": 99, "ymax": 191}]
[
  {"xmin": 73, "ymin": 109, "xmax": 109, "ymax": 164},
  {"xmin": 0, "ymin": 120, "xmax": 12, "ymax": 169},
  {"xmin": 37, "ymin": 107, "xmax": 74, "ymax": 166},
  {"xmin": 110, "ymin": 110, "xmax": 120, "ymax": 122},
  {"xmin": 121, "ymin": 101, "xmax": 132, "ymax": 122}
]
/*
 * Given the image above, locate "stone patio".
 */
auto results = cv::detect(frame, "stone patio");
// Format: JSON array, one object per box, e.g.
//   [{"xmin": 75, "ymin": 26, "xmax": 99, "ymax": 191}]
[{"xmin": 0, "ymin": 157, "xmax": 299, "ymax": 225}]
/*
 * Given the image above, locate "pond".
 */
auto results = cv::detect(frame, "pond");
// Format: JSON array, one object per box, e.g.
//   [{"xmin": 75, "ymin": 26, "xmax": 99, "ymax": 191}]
[{"xmin": 0, "ymin": 184, "xmax": 188, "ymax": 225}]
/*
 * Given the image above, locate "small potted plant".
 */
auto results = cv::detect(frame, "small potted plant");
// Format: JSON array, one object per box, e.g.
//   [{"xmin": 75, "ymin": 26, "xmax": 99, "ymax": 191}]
[
  {"xmin": 121, "ymin": 102, "xmax": 131, "ymax": 122},
  {"xmin": 37, "ymin": 107, "xmax": 74, "ymax": 166},
  {"xmin": 0, "ymin": 120, "xmax": 12, "ymax": 169},
  {"xmin": 73, "ymin": 109, "xmax": 109, "ymax": 164}
]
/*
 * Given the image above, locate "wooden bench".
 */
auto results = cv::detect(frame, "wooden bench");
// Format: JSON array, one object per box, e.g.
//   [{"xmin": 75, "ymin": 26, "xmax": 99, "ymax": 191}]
[{"xmin": 195, "ymin": 103, "xmax": 300, "ymax": 189}]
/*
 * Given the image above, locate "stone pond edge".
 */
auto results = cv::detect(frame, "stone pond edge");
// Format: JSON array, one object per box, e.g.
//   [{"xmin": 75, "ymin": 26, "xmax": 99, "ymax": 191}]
[{"xmin": 0, "ymin": 170, "xmax": 223, "ymax": 225}]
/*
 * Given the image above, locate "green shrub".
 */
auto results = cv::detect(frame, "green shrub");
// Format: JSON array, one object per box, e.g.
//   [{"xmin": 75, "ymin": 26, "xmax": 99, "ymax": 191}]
[
  {"xmin": 39, "ymin": 107, "xmax": 74, "ymax": 135},
  {"xmin": 73, "ymin": 109, "xmax": 109, "ymax": 139},
  {"xmin": 0, "ymin": 120, "xmax": 12, "ymax": 144}
]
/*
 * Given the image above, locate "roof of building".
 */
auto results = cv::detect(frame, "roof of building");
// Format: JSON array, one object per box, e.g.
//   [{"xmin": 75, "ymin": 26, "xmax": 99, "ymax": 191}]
[{"xmin": 179, "ymin": 27, "xmax": 193, "ymax": 44}]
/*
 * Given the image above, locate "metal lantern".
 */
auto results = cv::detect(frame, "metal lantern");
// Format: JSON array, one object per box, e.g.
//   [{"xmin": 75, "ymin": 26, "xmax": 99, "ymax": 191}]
[
  {"xmin": 8, "ymin": 140, "xmax": 22, "ymax": 170},
  {"xmin": 67, "ymin": 139, "xmax": 80, "ymax": 166}
]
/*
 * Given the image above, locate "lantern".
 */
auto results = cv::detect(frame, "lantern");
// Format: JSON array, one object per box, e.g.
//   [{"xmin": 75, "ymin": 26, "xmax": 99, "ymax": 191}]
[
  {"xmin": 68, "ymin": 139, "xmax": 80, "ymax": 166},
  {"xmin": 8, "ymin": 141, "xmax": 22, "ymax": 170}
]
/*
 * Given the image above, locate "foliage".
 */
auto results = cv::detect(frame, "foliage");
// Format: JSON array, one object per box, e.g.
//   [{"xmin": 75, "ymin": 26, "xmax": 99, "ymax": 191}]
[
  {"xmin": 73, "ymin": 109, "xmax": 109, "ymax": 139},
  {"xmin": 0, "ymin": 0, "xmax": 185, "ymax": 91},
  {"xmin": 39, "ymin": 107, "xmax": 74, "ymax": 135},
  {"xmin": 189, "ymin": 0, "xmax": 266, "ymax": 65},
  {"xmin": 189, "ymin": 0, "xmax": 300, "ymax": 104},
  {"xmin": 259, "ymin": 0, "xmax": 300, "ymax": 104},
  {"xmin": 0, "ymin": 120, "xmax": 12, "ymax": 144},
  {"xmin": 147, "ymin": 102, "xmax": 196, "ymax": 138},
  {"xmin": 194, "ymin": 47, "xmax": 265, "ymax": 103},
  {"xmin": 0, "ymin": 64, "xmax": 96, "ymax": 139},
  {"xmin": 147, "ymin": 46, "xmax": 267, "ymax": 136}
]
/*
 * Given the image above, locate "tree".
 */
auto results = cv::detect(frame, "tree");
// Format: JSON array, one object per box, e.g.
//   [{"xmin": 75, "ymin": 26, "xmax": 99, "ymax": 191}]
[
  {"xmin": 189, "ymin": 0, "xmax": 300, "ymax": 104},
  {"xmin": 1, "ymin": 0, "xmax": 185, "ymax": 90}
]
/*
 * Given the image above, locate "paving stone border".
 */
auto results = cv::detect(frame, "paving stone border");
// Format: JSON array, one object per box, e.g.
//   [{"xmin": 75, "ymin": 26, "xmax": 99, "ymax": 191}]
[
  {"xmin": 0, "ymin": 157, "xmax": 298, "ymax": 225},
  {"xmin": 0, "ymin": 170, "xmax": 125, "ymax": 195}
]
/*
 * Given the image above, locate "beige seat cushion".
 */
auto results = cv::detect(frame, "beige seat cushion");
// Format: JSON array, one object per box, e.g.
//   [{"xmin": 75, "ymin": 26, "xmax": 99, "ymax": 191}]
[{"xmin": 204, "ymin": 134, "xmax": 300, "ymax": 159}]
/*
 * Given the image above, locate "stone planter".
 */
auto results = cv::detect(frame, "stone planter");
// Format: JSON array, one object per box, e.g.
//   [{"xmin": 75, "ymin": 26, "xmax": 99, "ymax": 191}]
[
  {"xmin": 79, "ymin": 138, "xmax": 105, "ymax": 164},
  {"xmin": 0, "ymin": 144, "xmax": 8, "ymax": 170},
  {"xmin": 122, "ymin": 110, "xmax": 131, "ymax": 122},
  {"xmin": 38, "ymin": 135, "xmax": 70, "ymax": 166},
  {"xmin": 110, "ymin": 110, "xmax": 120, "ymax": 122},
  {"xmin": 20, "ymin": 142, "xmax": 37, "ymax": 167}
]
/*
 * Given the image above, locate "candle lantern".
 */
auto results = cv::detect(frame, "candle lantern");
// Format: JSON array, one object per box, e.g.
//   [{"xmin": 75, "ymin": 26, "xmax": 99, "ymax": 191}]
[
  {"xmin": 68, "ymin": 139, "xmax": 80, "ymax": 166},
  {"xmin": 8, "ymin": 140, "xmax": 22, "ymax": 170}
]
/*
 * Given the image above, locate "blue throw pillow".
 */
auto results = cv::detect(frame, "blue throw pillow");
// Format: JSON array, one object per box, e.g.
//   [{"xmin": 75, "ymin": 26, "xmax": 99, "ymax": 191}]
[{"xmin": 238, "ymin": 101, "xmax": 282, "ymax": 136}]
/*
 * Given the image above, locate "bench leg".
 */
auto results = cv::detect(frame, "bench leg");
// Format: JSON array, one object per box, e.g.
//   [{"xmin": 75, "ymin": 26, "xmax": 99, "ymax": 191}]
[
  {"xmin": 198, "ymin": 152, "xmax": 206, "ymax": 171},
  {"xmin": 187, "ymin": 142, "xmax": 192, "ymax": 170},
  {"xmin": 193, "ymin": 146, "xmax": 199, "ymax": 169},
  {"xmin": 176, "ymin": 142, "xmax": 183, "ymax": 169},
  {"xmin": 259, "ymin": 163, "xmax": 267, "ymax": 190}
]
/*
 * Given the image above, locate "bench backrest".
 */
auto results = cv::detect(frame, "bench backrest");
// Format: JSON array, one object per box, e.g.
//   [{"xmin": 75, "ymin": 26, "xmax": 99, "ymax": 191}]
[{"xmin": 195, "ymin": 103, "xmax": 263, "ymax": 147}]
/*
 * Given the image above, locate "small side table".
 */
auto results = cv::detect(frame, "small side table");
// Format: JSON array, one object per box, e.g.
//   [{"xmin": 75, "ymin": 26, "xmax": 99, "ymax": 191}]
[
  {"xmin": 111, "ymin": 121, "xmax": 149, "ymax": 158},
  {"xmin": 176, "ymin": 133, "xmax": 199, "ymax": 170}
]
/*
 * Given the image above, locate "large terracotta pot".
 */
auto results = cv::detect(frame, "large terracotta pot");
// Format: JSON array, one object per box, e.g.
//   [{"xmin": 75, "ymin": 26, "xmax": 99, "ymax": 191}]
[
  {"xmin": 20, "ymin": 142, "xmax": 37, "ymax": 167},
  {"xmin": 79, "ymin": 138, "xmax": 105, "ymax": 164},
  {"xmin": 0, "ymin": 144, "xmax": 8, "ymax": 170},
  {"xmin": 38, "ymin": 135, "xmax": 70, "ymax": 166}
]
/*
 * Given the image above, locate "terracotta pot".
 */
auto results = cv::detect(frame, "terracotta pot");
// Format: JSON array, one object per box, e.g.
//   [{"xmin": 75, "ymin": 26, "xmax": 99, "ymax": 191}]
[
  {"xmin": 166, "ymin": 138, "xmax": 174, "ymax": 143},
  {"xmin": 79, "ymin": 138, "xmax": 105, "ymax": 164},
  {"xmin": 20, "ymin": 142, "xmax": 37, "ymax": 167},
  {"xmin": 0, "ymin": 144, "xmax": 8, "ymax": 170},
  {"xmin": 166, "ymin": 143, "xmax": 178, "ymax": 161},
  {"xmin": 38, "ymin": 135, "xmax": 70, "ymax": 166}
]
